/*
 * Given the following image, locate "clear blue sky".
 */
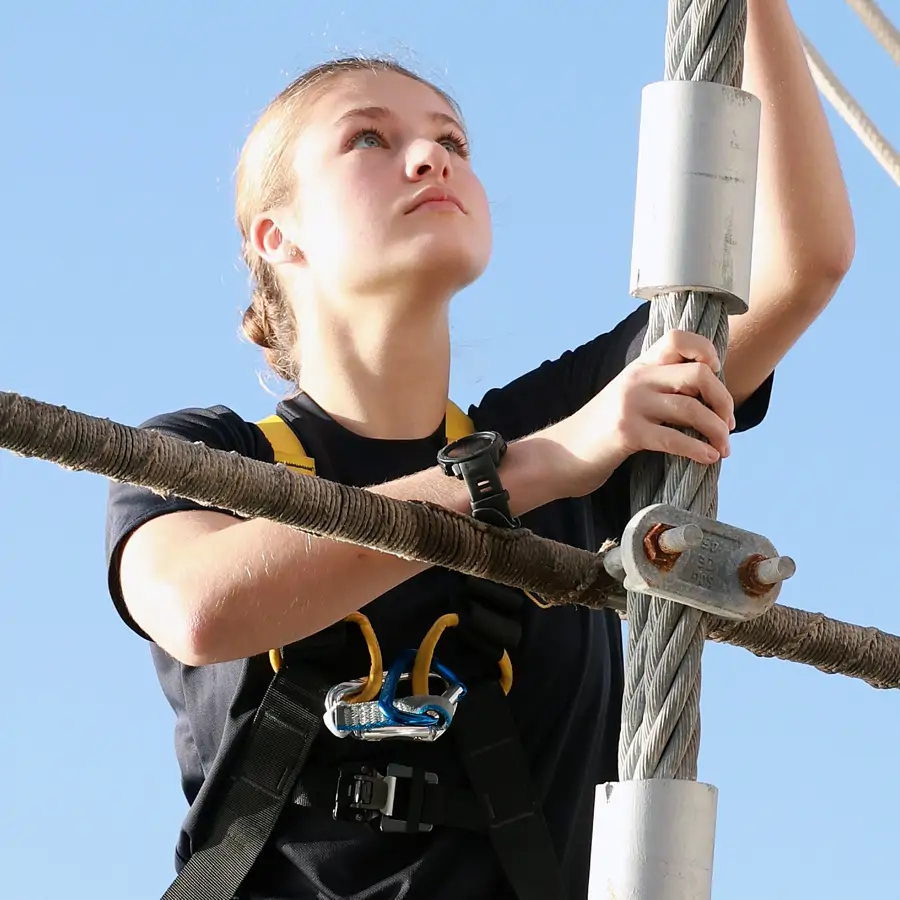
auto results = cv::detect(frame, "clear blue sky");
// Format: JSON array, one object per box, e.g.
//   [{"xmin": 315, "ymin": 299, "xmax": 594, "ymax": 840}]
[{"xmin": 1, "ymin": 1, "xmax": 897, "ymax": 897}]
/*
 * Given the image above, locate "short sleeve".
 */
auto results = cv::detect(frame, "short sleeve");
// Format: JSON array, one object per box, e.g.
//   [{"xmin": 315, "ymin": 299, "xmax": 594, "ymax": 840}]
[{"xmin": 105, "ymin": 405, "xmax": 274, "ymax": 638}]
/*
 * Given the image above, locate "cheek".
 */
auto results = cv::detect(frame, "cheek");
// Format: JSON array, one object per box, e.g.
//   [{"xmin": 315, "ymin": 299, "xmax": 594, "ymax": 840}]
[
  {"xmin": 460, "ymin": 170, "xmax": 489, "ymax": 221},
  {"xmin": 298, "ymin": 180, "xmax": 378, "ymax": 259},
  {"xmin": 324, "ymin": 169, "xmax": 392, "ymax": 243},
  {"xmin": 468, "ymin": 183, "xmax": 493, "ymax": 252}
]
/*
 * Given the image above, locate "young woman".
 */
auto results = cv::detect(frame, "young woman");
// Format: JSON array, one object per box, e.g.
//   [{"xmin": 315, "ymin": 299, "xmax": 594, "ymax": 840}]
[{"xmin": 105, "ymin": 5, "xmax": 854, "ymax": 898}]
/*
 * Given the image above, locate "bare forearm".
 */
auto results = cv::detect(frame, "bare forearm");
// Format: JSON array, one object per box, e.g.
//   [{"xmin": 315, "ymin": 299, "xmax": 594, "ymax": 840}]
[
  {"xmin": 725, "ymin": 0, "xmax": 854, "ymax": 403},
  {"xmin": 144, "ymin": 429, "xmax": 569, "ymax": 665}
]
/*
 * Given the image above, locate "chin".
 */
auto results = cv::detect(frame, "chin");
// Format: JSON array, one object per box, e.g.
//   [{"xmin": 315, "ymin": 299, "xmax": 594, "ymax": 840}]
[{"xmin": 401, "ymin": 233, "xmax": 490, "ymax": 291}]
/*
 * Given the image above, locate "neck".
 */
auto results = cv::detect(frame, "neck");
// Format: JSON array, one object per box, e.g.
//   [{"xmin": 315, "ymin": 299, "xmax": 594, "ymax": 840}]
[{"xmin": 295, "ymin": 299, "xmax": 453, "ymax": 440}]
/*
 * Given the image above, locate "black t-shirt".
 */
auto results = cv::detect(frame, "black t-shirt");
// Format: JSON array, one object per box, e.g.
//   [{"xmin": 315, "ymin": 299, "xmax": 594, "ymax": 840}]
[{"xmin": 105, "ymin": 302, "xmax": 772, "ymax": 900}]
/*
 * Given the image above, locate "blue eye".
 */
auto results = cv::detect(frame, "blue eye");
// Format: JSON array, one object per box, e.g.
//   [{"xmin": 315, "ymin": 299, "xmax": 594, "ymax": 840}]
[
  {"xmin": 437, "ymin": 131, "xmax": 470, "ymax": 158},
  {"xmin": 350, "ymin": 129, "xmax": 385, "ymax": 150}
]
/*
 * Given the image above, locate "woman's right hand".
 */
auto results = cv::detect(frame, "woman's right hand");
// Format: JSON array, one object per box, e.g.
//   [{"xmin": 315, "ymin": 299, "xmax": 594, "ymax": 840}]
[{"xmin": 546, "ymin": 330, "xmax": 736, "ymax": 498}]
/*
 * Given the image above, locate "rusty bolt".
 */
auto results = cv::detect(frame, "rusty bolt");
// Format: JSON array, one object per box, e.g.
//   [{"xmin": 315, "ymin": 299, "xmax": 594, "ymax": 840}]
[
  {"xmin": 644, "ymin": 523, "xmax": 703, "ymax": 572},
  {"xmin": 739, "ymin": 554, "xmax": 796, "ymax": 596},
  {"xmin": 657, "ymin": 523, "xmax": 704, "ymax": 554},
  {"xmin": 754, "ymin": 555, "xmax": 796, "ymax": 585}
]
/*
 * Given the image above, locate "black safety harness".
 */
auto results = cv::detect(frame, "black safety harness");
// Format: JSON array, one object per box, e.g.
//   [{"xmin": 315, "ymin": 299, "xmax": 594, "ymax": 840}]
[{"xmin": 160, "ymin": 409, "xmax": 568, "ymax": 900}]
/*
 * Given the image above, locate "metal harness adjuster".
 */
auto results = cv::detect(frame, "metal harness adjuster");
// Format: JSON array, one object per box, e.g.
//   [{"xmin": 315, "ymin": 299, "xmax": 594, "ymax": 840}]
[{"xmin": 333, "ymin": 763, "xmax": 438, "ymax": 833}]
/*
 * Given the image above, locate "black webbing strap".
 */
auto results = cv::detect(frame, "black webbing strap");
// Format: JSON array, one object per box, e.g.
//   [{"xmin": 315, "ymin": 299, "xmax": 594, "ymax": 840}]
[
  {"xmin": 453, "ymin": 678, "xmax": 568, "ymax": 900},
  {"xmin": 160, "ymin": 667, "xmax": 324, "ymax": 900},
  {"xmin": 294, "ymin": 763, "xmax": 485, "ymax": 832}
]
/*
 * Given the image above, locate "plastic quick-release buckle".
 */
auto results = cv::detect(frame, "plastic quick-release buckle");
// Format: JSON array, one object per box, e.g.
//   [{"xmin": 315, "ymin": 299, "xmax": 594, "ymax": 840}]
[{"xmin": 333, "ymin": 763, "xmax": 438, "ymax": 833}]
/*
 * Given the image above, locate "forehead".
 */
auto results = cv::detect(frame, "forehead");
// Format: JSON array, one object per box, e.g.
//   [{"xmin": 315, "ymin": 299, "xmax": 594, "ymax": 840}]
[{"xmin": 302, "ymin": 69, "xmax": 460, "ymax": 130}]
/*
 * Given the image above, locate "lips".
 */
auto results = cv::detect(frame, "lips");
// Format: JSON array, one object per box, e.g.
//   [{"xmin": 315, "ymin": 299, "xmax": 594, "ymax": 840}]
[{"xmin": 406, "ymin": 186, "xmax": 465, "ymax": 214}]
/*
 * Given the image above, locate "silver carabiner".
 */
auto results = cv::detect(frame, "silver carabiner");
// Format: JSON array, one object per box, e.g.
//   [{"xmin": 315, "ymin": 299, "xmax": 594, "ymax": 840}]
[{"xmin": 324, "ymin": 672, "xmax": 464, "ymax": 742}]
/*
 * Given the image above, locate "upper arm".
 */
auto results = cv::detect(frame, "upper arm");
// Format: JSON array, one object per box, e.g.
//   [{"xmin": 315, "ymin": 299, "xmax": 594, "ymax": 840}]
[
  {"xmin": 105, "ymin": 405, "xmax": 274, "ymax": 640},
  {"xmin": 116, "ymin": 509, "xmax": 240, "ymax": 645},
  {"xmin": 723, "ymin": 304, "xmax": 794, "ymax": 410}
]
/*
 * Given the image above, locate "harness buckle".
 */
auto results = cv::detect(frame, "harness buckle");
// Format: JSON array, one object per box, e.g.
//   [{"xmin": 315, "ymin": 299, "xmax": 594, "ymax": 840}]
[
  {"xmin": 332, "ymin": 763, "xmax": 438, "ymax": 833},
  {"xmin": 333, "ymin": 764, "xmax": 391, "ymax": 824}
]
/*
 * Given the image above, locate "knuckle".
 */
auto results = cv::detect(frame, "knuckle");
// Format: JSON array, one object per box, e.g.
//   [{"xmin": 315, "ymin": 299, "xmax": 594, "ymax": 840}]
[
  {"xmin": 707, "ymin": 417, "xmax": 728, "ymax": 444},
  {"xmin": 699, "ymin": 364, "xmax": 718, "ymax": 387},
  {"xmin": 619, "ymin": 366, "xmax": 644, "ymax": 396},
  {"xmin": 684, "ymin": 362, "xmax": 706, "ymax": 385},
  {"xmin": 665, "ymin": 330, "xmax": 686, "ymax": 348},
  {"xmin": 710, "ymin": 417, "xmax": 728, "ymax": 440}
]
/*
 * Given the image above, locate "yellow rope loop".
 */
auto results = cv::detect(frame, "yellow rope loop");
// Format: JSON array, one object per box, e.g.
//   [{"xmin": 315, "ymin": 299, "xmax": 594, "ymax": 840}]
[
  {"xmin": 267, "ymin": 612, "xmax": 384, "ymax": 704},
  {"xmin": 498, "ymin": 651, "xmax": 513, "ymax": 694},
  {"xmin": 525, "ymin": 589, "xmax": 553, "ymax": 610},
  {"xmin": 412, "ymin": 614, "xmax": 459, "ymax": 696},
  {"xmin": 341, "ymin": 612, "xmax": 384, "ymax": 704},
  {"xmin": 413, "ymin": 613, "xmax": 514, "ymax": 696}
]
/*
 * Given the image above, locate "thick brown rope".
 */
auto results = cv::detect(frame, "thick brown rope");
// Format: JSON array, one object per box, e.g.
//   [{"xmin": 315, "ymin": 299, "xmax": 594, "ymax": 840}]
[
  {"xmin": 0, "ymin": 391, "xmax": 621, "ymax": 607},
  {"xmin": 2, "ymin": 389, "xmax": 900, "ymax": 690},
  {"xmin": 707, "ymin": 606, "xmax": 900, "ymax": 690}
]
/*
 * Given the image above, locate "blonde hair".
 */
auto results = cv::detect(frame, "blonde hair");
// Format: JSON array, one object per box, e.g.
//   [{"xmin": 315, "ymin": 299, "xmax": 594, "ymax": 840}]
[{"xmin": 236, "ymin": 56, "xmax": 461, "ymax": 384}]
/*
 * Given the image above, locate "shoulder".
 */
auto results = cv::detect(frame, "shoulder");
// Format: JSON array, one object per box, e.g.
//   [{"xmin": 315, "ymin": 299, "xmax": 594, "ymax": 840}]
[
  {"xmin": 105, "ymin": 403, "xmax": 277, "ymax": 637},
  {"xmin": 136, "ymin": 404, "xmax": 276, "ymax": 460}
]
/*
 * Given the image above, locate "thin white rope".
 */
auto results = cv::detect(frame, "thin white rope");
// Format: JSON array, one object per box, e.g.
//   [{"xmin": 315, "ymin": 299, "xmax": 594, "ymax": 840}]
[
  {"xmin": 845, "ymin": 0, "xmax": 900, "ymax": 68},
  {"xmin": 800, "ymin": 32, "xmax": 900, "ymax": 188}
]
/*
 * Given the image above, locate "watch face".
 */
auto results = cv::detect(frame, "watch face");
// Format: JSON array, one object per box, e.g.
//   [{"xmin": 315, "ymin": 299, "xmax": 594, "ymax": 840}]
[{"xmin": 444, "ymin": 433, "xmax": 494, "ymax": 459}]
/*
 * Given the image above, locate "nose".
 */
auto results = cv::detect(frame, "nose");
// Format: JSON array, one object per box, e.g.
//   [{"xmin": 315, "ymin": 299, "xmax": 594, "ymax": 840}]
[{"xmin": 405, "ymin": 138, "xmax": 452, "ymax": 182}]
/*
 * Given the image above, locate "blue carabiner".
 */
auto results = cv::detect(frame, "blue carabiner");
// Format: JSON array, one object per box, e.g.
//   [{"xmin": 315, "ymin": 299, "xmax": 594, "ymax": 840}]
[{"xmin": 377, "ymin": 649, "xmax": 466, "ymax": 727}]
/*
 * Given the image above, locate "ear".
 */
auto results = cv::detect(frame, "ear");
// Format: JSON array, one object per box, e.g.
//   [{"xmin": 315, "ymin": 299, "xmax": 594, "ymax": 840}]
[{"xmin": 249, "ymin": 212, "xmax": 303, "ymax": 266}]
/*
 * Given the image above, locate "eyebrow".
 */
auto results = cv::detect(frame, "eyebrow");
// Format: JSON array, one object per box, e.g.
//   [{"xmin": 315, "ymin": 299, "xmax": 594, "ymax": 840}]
[{"xmin": 334, "ymin": 105, "xmax": 466, "ymax": 136}]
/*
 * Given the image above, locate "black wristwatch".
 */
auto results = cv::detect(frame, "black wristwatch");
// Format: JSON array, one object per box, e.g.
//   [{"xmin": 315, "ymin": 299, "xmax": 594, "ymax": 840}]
[{"xmin": 437, "ymin": 431, "xmax": 519, "ymax": 529}]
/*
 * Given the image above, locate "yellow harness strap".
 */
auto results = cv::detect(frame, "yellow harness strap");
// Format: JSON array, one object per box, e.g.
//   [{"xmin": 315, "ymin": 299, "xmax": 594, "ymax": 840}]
[
  {"xmin": 256, "ymin": 401, "xmax": 477, "ymax": 686},
  {"xmin": 256, "ymin": 400, "xmax": 474, "ymax": 475},
  {"xmin": 255, "ymin": 415, "xmax": 317, "ymax": 475}
]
